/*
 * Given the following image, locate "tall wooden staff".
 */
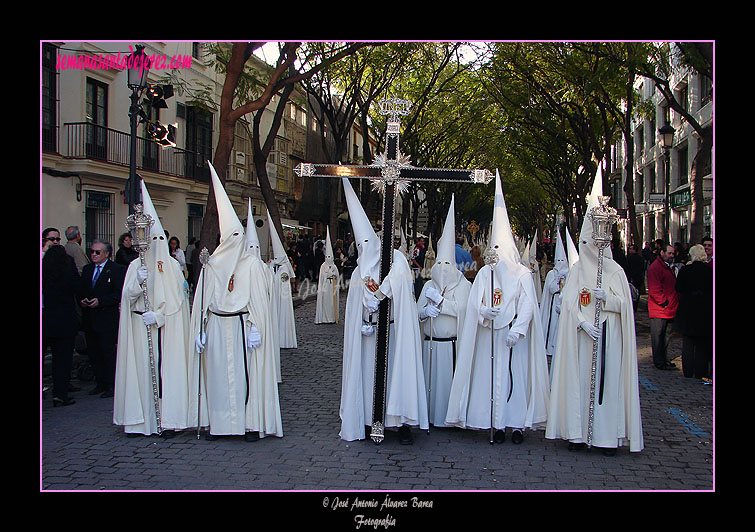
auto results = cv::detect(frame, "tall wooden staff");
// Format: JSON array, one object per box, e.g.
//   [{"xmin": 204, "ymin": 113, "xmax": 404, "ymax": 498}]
[
  {"xmin": 586, "ymin": 196, "xmax": 618, "ymax": 448},
  {"xmin": 196, "ymin": 247, "xmax": 210, "ymax": 439},
  {"xmin": 483, "ymin": 247, "xmax": 499, "ymax": 444},
  {"xmin": 125, "ymin": 204, "xmax": 161, "ymax": 435}
]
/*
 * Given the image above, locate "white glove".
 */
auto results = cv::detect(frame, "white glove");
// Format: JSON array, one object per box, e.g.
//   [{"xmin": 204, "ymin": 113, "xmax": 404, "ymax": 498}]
[
  {"xmin": 554, "ymin": 302, "xmax": 561, "ymax": 315},
  {"xmin": 420, "ymin": 303, "xmax": 441, "ymax": 320},
  {"xmin": 506, "ymin": 331, "xmax": 521, "ymax": 347},
  {"xmin": 480, "ymin": 305, "xmax": 500, "ymax": 321},
  {"xmin": 137, "ymin": 266, "xmax": 149, "ymax": 284},
  {"xmin": 593, "ymin": 288, "xmax": 606, "ymax": 302},
  {"xmin": 142, "ymin": 311, "xmax": 157, "ymax": 326},
  {"xmin": 550, "ymin": 278, "xmax": 561, "ymax": 292},
  {"xmin": 365, "ymin": 294, "xmax": 380, "ymax": 313},
  {"xmin": 195, "ymin": 331, "xmax": 206, "ymax": 354},
  {"xmin": 579, "ymin": 321, "xmax": 601, "ymax": 341},
  {"xmin": 425, "ymin": 286, "xmax": 444, "ymax": 306},
  {"xmin": 246, "ymin": 326, "xmax": 262, "ymax": 349},
  {"xmin": 361, "ymin": 324, "xmax": 375, "ymax": 336}
]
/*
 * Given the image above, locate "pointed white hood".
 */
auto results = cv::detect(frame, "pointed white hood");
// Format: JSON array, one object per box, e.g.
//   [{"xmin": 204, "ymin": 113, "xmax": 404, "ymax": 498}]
[
  {"xmin": 488, "ymin": 170, "xmax": 522, "ymax": 269},
  {"xmin": 267, "ymin": 210, "xmax": 295, "ymax": 278},
  {"xmin": 552, "ymin": 226, "xmax": 569, "ymax": 276},
  {"xmin": 432, "ymin": 194, "xmax": 463, "ymax": 291},
  {"xmin": 324, "ymin": 226, "xmax": 334, "ymax": 265},
  {"xmin": 245, "ymin": 199, "xmax": 262, "ymax": 259},
  {"xmin": 342, "ymin": 177, "xmax": 380, "ymax": 280},
  {"xmin": 529, "ymin": 229, "xmax": 539, "ymax": 267},
  {"xmin": 136, "ymin": 178, "xmax": 184, "ymax": 317},
  {"xmin": 565, "ymin": 227, "xmax": 579, "ymax": 269},
  {"xmin": 208, "ymin": 161, "xmax": 251, "ymax": 310},
  {"xmin": 578, "ymin": 163, "xmax": 613, "ymax": 268}
]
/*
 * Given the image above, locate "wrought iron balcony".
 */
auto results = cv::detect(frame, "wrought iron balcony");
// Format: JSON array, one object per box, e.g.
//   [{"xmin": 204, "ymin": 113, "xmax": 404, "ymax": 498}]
[{"xmin": 59, "ymin": 122, "xmax": 210, "ymax": 182}]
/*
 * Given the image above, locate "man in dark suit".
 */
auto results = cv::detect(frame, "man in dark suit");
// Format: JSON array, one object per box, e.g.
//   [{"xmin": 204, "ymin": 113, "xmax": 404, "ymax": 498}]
[{"xmin": 77, "ymin": 239, "xmax": 126, "ymax": 398}]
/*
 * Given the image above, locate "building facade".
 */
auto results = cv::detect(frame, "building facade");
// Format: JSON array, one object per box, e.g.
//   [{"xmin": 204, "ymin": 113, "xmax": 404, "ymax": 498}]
[
  {"xmin": 609, "ymin": 46, "xmax": 713, "ymax": 249},
  {"xmin": 41, "ymin": 41, "xmax": 380, "ymax": 260}
]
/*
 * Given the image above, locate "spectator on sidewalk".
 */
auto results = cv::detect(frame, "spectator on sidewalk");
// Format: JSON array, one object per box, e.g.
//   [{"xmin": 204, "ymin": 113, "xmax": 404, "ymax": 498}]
[
  {"xmin": 675, "ymin": 244, "xmax": 713, "ymax": 383},
  {"xmin": 647, "ymin": 243, "xmax": 679, "ymax": 370}
]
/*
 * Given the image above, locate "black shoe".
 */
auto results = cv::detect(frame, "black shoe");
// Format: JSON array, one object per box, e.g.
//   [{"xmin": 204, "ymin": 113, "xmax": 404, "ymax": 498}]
[
  {"xmin": 398, "ymin": 425, "xmax": 413, "ymax": 445},
  {"xmin": 568, "ymin": 442, "xmax": 586, "ymax": 452},
  {"xmin": 602, "ymin": 448, "xmax": 617, "ymax": 457},
  {"xmin": 665, "ymin": 362, "xmax": 677, "ymax": 369},
  {"xmin": 493, "ymin": 429, "xmax": 506, "ymax": 444},
  {"xmin": 205, "ymin": 433, "xmax": 220, "ymax": 441},
  {"xmin": 244, "ymin": 431, "xmax": 260, "ymax": 442},
  {"xmin": 100, "ymin": 388, "xmax": 114, "ymax": 398},
  {"xmin": 511, "ymin": 429, "xmax": 524, "ymax": 444},
  {"xmin": 655, "ymin": 364, "xmax": 672, "ymax": 370},
  {"xmin": 126, "ymin": 432, "xmax": 141, "ymax": 438},
  {"xmin": 161, "ymin": 430, "xmax": 176, "ymax": 439},
  {"xmin": 52, "ymin": 397, "xmax": 76, "ymax": 407},
  {"xmin": 89, "ymin": 385, "xmax": 106, "ymax": 395}
]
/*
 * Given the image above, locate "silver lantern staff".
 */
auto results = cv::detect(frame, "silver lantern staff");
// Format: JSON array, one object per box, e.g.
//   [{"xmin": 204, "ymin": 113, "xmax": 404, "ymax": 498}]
[
  {"xmin": 586, "ymin": 195, "xmax": 619, "ymax": 448},
  {"xmin": 125, "ymin": 203, "xmax": 162, "ymax": 435},
  {"xmin": 195, "ymin": 247, "xmax": 210, "ymax": 439},
  {"xmin": 482, "ymin": 246, "xmax": 499, "ymax": 445}
]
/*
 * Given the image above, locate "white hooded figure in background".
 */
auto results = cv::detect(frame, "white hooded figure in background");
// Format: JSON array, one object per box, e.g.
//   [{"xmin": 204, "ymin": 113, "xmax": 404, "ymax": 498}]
[
  {"xmin": 189, "ymin": 163, "xmax": 282, "ymax": 441},
  {"xmin": 565, "ymin": 227, "xmax": 579, "ymax": 269},
  {"xmin": 540, "ymin": 227, "xmax": 569, "ymax": 358},
  {"xmin": 315, "ymin": 227, "xmax": 340, "ymax": 324},
  {"xmin": 267, "ymin": 211, "xmax": 297, "ymax": 349},
  {"xmin": 247, "ymin": 200, "xmax": 281, "ymax": 383},
  {"xmin": 416, "ymin": 195, "xmax": 471, "ymax": 427},
  {"xmin": 339, "ymin": 177, "xmax": 428, "ymax": 444},
  {"xmin": 546, "ymin": 165, "xmax": 643, "ymax": 455},
  {"xmin": 114, "ymin": 179, "xmax": 192, "ymax": 437},
  {"xmin": 446, "ymin": 171, "xmax": 550, "ymax": 444}
]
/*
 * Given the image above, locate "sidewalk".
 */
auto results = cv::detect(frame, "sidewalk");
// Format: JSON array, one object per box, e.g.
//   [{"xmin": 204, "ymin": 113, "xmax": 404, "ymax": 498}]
[{"xmin": 41, "ymin": 283, "xmax": 713, "ymax": 492}]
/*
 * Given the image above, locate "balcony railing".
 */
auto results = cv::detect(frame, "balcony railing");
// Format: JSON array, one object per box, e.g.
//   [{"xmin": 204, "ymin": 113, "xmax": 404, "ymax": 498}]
[{"xmin": 60, "ymin": 122, "xmax": 210, "ymax": 182}]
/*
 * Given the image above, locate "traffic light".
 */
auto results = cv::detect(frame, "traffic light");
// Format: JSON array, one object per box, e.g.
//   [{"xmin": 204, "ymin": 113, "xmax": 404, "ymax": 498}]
[{"xmin": 142, "ymin": 84, "xmax": 176, "ymax": 147}]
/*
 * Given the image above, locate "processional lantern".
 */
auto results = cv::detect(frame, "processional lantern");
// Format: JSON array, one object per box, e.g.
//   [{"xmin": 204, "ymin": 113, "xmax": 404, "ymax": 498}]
[
  {"xmin": 124, "ymin": 202, "xmax": 162, "ymax": 434},
  {"xmin": 585, "ymin": 194, "xmax": 618, "ymax": 449}
]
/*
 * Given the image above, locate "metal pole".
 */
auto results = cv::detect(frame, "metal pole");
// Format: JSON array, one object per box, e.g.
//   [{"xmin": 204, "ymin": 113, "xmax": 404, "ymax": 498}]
[{"xmin": 128, "ymin": 89, "xmax": 140, "ymax": 215}]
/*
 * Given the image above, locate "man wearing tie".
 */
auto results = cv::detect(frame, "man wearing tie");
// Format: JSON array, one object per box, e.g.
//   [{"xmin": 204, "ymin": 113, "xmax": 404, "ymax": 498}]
[{"xmin": 78, "ymin": 240, "xmax": 126, "ymax": 398}]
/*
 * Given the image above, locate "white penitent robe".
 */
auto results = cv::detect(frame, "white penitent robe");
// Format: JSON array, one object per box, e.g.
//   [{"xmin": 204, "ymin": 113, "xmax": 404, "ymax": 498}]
[
  {"xmin": 114, "ymin": 257, "xmax": 192, "ymax": 434},
  {"xmin": 539, "ymin": 268, "xmax": 567, "ymax": 357},
  {"xmin": 445, "ymin": 262, "xmax": 550, "ymax": 432},
  {"xmin": 416, "ymin": 275, "xmax": 471, "ymax": 427},
  {"xmin": 339, "ymin": 250, "xmax": 429, "ymax": 441},
  {"xmin": 545, "ymin": 258, "xmax": 643, "ymax": 452},
  {"xmin": 188, "ymin": 253, "xmax": 283, "ymax": 438},
  {"xmin": 315, "ymin": 261, "xmax": 340, "ymax": 324},
  {"xmin": 271, "ymin": 260, "xmax": 297, "ymax": 349}
]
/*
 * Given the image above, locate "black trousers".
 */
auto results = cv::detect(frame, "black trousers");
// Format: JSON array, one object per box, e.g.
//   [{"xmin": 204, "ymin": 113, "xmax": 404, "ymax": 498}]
[
  {"xmin": 650, "ymin": 317, "xmax": 674, "ymax": 368},
  {"xmin": 43, "ymin": 335, "xmax": 75, "ymax": 400},
  {"xmin": 84, "ymin": 327, "xmax": 117, "ymax": 388},
  {"xmin": 681, "ymin": 335, "xmax": 712, "ymax": 379}
]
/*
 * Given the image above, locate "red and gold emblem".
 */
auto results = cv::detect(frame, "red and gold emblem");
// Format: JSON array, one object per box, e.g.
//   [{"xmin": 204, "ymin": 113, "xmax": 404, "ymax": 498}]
[
  {"xmin": 364, "ymin": 276, "xmax": 379, "ymax": 293},
  {"xmin": 157, "ymin": 260, "xmax": 164, "ymax": 273},
  {"xmin": 492, "ymin": 288, "xmax": 502, "ymax": 307},
  {"xmin": 579, "ymin": 288, "xmax": 591, "ymax": 307},
  {"xmin": 228, "ymin": 274, "xmax": 235, "ymax": 292}
]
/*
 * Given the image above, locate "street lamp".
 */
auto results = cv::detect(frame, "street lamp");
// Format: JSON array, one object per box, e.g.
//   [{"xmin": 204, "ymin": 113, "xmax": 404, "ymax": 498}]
[
  {"xmin": 126, "ymin": 45, "xmax": 150, "ymax": 214},
  {"xmin": 658, "ymin": 122, "xmax": 675, "ymax": 245}
]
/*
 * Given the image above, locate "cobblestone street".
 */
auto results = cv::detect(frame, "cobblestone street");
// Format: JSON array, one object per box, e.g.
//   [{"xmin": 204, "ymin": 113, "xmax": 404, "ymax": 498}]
[{"xmin": 41, "ymin": 287, "xmax": 713, "ymax": 496}]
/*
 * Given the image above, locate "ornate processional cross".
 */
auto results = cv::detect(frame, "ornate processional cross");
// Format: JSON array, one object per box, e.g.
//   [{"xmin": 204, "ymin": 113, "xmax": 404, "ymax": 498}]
[{"xmin": 295, "ymin": 98, "xmax": 493, "ymax": 444}]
